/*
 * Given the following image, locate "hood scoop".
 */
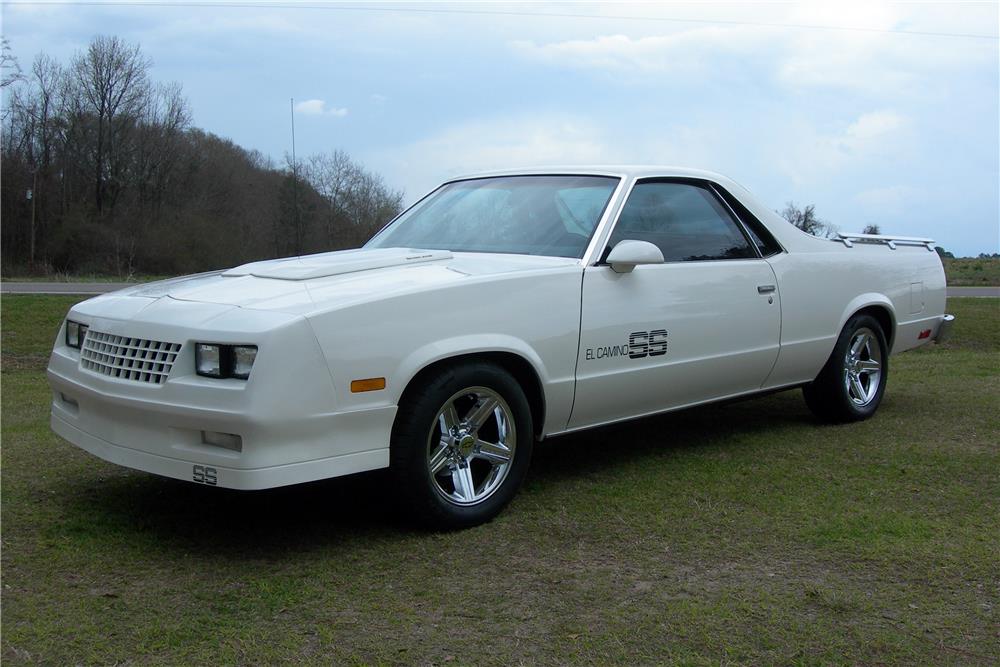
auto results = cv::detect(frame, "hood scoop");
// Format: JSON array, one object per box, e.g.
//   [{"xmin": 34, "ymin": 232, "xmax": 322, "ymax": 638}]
[{"xmin": 222, "ymin": 248, "xmax": 453, "ymax": 281}]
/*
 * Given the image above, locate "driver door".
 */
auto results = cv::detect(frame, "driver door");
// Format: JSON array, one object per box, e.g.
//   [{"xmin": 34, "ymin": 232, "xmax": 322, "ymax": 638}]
[{"xmin": 568, "ymin": 179, "xmax": 781, "ymax": 429}]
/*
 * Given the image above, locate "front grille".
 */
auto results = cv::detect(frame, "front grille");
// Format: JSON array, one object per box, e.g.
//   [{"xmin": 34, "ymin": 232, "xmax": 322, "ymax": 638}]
[{"xmin": 80, "ymin": 330, "xmax": 182, "ymax": 385}]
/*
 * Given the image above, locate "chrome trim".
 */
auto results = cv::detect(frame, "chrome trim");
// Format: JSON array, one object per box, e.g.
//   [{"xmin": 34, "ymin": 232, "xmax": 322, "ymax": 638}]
[
  {"xmin": 583, "ymin": 175, "xmax": 640, "ymax": 266},
  {"xmin": 579, "ymin": 174, "xmax": 631, "ymax": 266},
  {"xmin": 835, "ymin": 233, "xmax": 936, "ymax": 252},
  {"xmin": 934, "ymin": 314, "xmax": 955, "ymax": 343},
  {"xmin": 426, "ymin": 386, "xmax": 516, "ymax": 507},
  {"xmin": 842, "ymin": 326, "xmax": 883, "ymax": 407}
]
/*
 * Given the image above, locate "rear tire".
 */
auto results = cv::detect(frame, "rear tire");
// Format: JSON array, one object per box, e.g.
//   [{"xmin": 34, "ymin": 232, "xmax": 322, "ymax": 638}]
[
  {"xmin": 390, "ymin": 361, "xmax": 533, "ymax": 530},
  {"xmin": 803, "ymin": 314, "xmax": 889, "ymax": 423}
]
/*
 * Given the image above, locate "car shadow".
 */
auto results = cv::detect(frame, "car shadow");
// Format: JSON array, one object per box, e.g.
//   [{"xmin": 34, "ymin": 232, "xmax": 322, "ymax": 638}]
[
  {"xmin": 50, "ymin": 389, "xmax": 818, "ymax": 555},
  {"xmin": 530, "ymin": 389, "xmax": 816, "ymax": 483}
]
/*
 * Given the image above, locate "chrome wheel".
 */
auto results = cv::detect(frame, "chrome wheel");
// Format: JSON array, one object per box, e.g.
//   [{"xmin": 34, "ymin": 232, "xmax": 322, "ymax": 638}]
[
  {"xmin": 426, "ymin": 386, "xmax": 516, "ymax": 507},
  {"xmin": 843, "ymin": 327, "xmax": 883, "ymax": 407}
]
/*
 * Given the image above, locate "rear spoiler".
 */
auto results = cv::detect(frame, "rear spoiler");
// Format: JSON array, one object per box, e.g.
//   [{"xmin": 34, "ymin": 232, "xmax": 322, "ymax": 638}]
[{"xmin": 834, "ymin": 233, "xmax": 936, "ymax": 251}]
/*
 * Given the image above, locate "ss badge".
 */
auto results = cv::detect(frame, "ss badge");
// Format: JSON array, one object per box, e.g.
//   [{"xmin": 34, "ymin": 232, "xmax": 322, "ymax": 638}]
[
  {"xmin": 628, "ymin": 329, "xmax": 668, "ymax": 359},
  {"xmin": 192, "ymin": 465, "xmax": 217, "ymax": 485}
]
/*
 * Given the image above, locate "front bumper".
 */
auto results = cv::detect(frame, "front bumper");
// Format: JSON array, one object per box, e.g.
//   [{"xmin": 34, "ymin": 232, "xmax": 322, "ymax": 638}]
[
  {"xmin": 51, "ymin": 410, "xmax": 389, "ymax": 490},
  {"xmin": 47, "ymin": 303, "xmax": 396, "ymax": 489}
]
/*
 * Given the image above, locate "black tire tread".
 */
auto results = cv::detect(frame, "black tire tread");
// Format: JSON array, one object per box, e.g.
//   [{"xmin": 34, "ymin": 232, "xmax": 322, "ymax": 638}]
[
  {"xmin": 802, "ymin": 314, "xmax": 889, "ymax": 423},
  {"xmin": 390, "ymin": 361, "xmax": 533, "ymax": 530}
]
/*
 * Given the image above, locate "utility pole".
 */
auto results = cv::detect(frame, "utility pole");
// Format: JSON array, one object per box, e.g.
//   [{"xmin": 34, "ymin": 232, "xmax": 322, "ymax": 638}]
[
  {"xmin": 28, "ymin": 170, "xmax": 36, "ymax": 268},
  {"xmin": 290, "ymin": 97, "xmax": 301, "ymax": 255}
]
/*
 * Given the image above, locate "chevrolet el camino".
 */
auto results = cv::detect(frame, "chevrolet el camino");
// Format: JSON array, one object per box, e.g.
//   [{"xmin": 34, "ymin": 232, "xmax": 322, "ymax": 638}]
[{"xmin": 47, "ymin": 167, "xmax": 954, "ymax": 528}]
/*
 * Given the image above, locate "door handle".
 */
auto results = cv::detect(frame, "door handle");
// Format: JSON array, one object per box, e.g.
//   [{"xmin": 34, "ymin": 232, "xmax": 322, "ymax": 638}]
[{"xmin": 757, "ymin": 284, "xmax": 776, "ymax": 294}]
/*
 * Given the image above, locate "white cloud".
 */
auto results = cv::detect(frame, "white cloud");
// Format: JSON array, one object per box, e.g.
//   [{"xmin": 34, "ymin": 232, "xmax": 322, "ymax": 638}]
[
  {"xmin": 512, "ymin": 27, "xmax": 768, "ymax": 76},
  {"xmin": 294, "ymin": 99, "xmax": 348, "ymax": 117},
  {"xmin": 366, "ymin": 113, "xmax": 746, "ymax": 201},
  {"xmin": 854, "ymin": 185, "xmax": 919, "ymax": 214},
  {"xmin": 767, "ymin": 7, "xmax": 995, "ymax": 93},
  {"xmin": 843, "ymin": 110, "xmax": 905, "ymax": 146},
  {"xmin": 776, "ymin": 110, "xmax": 910, "ymax": 185},
  {"xmin": 368, "ymin": 114, "xmax": 625, "ymax": 199},
  {"xmin": 512, "ymin": 4, "xmax": 996, "ymax": 94}
]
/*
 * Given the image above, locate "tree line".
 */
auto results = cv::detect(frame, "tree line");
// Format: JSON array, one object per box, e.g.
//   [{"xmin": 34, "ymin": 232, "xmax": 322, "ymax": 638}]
[
  {"xmin": 781, "ymin": 202, "xmax": 883, "ymax": 238},
  {"xmin": 1, "ymin": 36, "xmax": 403, "ymax": 277}
]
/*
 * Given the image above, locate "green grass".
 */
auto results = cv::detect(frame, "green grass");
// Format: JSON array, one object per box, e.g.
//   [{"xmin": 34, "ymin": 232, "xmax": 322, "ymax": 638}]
[
  {"xmin": 4, "ymin": 257, "xmax": 998, "ymax": 287},
  {"xmin": 2, "ymin": 295, "xmax": 998, "ymax": 665},
  {"xmin": 943, "ymin": 257, "xmax": 1000, "ymax": 287}
]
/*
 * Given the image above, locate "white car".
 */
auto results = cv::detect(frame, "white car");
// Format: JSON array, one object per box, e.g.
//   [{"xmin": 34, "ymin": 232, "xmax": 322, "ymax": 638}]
[{"xmin": 48, "ymin": 166, "xmax": 953, "ymax": 528}]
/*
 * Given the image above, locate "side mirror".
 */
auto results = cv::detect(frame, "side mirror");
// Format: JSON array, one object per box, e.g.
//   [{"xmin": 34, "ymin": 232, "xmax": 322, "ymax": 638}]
[{"xmin": 606, "ymin": 240, "xmax": 664, "ymax": 273}]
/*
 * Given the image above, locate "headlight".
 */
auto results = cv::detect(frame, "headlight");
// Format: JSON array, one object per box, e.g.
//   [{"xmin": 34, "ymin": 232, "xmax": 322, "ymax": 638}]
[
  {"xmin": 231, "ymin": 346, "xmax": 257, "ymax": 379},
  {"xmin": 66, "ymin": 320, "xmax": 89, "ymax": 349},
  {"xmin": 195, "ymin": 344, "xmax": 223, "ymax": 377},
  {"xmin": 195, "ymin": 344, "xmax": 257, "ymax": 380}
]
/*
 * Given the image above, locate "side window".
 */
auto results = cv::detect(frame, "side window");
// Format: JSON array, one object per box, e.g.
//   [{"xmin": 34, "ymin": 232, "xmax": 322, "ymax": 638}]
[
  {"xmin": 606, "ymin": 181, "xmax": 756, "ymax": 262},
  {"xmin": 712, "ymin": 184, "xmax": 783, "ymax": 257}
]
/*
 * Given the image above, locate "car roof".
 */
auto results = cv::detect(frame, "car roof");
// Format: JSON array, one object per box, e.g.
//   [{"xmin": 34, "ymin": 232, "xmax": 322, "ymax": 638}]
[{"xmin": 447, "ymin": 165, "xmax": 731, "ymax": 182}]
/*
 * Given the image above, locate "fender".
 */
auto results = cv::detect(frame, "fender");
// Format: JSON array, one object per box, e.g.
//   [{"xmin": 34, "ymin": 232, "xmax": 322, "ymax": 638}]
[
  {"xmin": 391, "ymin": 334, "xmax": 571, "ymax": 434},
  {"xmin": 836, "ymin": 292, "xmax": 896, "ymax": 348}
]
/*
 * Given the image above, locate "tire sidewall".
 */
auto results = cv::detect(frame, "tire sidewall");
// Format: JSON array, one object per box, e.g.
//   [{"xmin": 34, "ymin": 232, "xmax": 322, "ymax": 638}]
[
  {"xmin": 829, "ymin": 314, "xmax": 889, "ymax": 419},
  {"xmin": 392, "ymin": 362, "xmax": 533, "ymax": 529}
]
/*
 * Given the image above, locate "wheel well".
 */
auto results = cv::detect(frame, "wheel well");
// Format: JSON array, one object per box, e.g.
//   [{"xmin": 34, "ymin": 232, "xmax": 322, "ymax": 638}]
[
  {"xmin": 853, "ymin": 305, "xmax": 895, "ymax": 350},
  {"xmin": 399, "ymin": 352, "xmax": 546, "ymax": 438}
]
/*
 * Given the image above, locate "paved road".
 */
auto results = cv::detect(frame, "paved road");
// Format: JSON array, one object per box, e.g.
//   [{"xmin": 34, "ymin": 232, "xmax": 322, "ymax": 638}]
[
  {"xmin": 946, "ymin": 286, "xmax": 1000, "ymax": 297},
  {"xmin": 2, "ymin": 282, "xmax": 133, "ymax": 295},
  {"xmin": 2, "ymin": 282, "xmax": 998, "ymax": 297}
]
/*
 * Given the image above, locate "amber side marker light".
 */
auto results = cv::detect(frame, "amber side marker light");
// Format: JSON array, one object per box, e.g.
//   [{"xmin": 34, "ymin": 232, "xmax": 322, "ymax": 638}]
[{"xmin": 351, "ymin": 377, "xmax": 386, "ymax": 393}]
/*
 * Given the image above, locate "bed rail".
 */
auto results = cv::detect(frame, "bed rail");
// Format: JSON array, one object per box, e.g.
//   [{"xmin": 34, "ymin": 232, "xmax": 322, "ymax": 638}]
[{"xmin": 834, "ymin": 233, "xmax": 936, "ymax": 251}]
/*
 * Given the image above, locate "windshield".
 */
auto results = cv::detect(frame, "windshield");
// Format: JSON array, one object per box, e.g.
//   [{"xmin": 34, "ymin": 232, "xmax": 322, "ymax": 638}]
[{"xmin": 366, "ymin": 175, "xmax": 619, "ymax": 259}]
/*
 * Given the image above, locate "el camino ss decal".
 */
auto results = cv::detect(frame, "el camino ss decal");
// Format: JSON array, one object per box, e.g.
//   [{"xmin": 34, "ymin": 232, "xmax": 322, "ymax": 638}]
[{"xmin": 585, "ymin": 329, "xmax": 668, "ymax": 361}]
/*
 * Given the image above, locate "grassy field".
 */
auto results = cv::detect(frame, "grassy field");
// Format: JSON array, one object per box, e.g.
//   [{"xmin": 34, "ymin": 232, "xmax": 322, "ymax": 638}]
[
  {"xmin": 2, "ymin": 296, "xmax": 998, "ymax": 665},
  {"xmin": 943, "ymin": 257, "xmax": 1000, "ymax": 287},
  {"xmin": 3, "ymin": 257, "xmax": 999, "ymax": 287}
]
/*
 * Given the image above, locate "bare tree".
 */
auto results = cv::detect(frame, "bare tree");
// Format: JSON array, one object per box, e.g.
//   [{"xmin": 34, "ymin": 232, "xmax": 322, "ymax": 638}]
[
  {"xmin": 134, "ymin": 81, "xmax": 190, "ymax": 208},
  {"xmin": 1, "ymin": 37, "xmax": 24, "ymax": 89},
  {"xmin": 303, "ymin": 149, "xmax": 403, "ymax": 247},
  {"xmin": 71, "ymin": 35, "xmax": 151, "ymax": 215},
  {"xmin": 862, "ymin": 224, "xmax": 881, "ymax": 235},
  {"xmin": 781, "ymin": 202, "xmax": 837, "ymax": 238},
  {"xmin": 306, "ymin": 150, "xmax": 357, "ymax": 246},
  {"xmin": 1, "ymin": 37, "xmax": 26, "ymax": 124},
  {"xmin": 1, "ymin": 36, "xmax": 401, "ymax": 276},
  {"xmin": 24, "ymin": 55, "xmax": 65, "ymax": 265}
]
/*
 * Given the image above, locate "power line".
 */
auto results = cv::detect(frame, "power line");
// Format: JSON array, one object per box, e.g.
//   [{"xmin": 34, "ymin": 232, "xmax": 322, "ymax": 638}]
[{"xmin": 4, "ymin": 1, "xmax": 998, "ymax": 41}]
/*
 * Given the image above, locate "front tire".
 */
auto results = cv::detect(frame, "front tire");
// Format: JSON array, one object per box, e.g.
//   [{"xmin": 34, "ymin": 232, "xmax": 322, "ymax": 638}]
[
  {"xmin": 803, "ymin": 314, "xmax": 889, "ymax": 423},
  {"xmin": 390, "ymin": 362, "xmax": 533, "ymax": 529}
]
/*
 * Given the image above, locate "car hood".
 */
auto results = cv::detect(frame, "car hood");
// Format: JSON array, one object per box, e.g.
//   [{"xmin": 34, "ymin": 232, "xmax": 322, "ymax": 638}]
[{"xmin": 105, "ymin": 248, "xmax": 579, "ymax": 315}]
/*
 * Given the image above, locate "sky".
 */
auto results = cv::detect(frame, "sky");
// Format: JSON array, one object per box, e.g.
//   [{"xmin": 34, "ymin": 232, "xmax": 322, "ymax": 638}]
[{"xmin": 2, "ymin": 0, "xmax": 998, "ymax": 256}]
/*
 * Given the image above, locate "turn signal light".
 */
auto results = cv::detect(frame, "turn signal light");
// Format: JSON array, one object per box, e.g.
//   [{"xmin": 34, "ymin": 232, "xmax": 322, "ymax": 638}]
[{"xmin": 351, "ymin": 377, "xmax": 386, "ymax": 393}]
